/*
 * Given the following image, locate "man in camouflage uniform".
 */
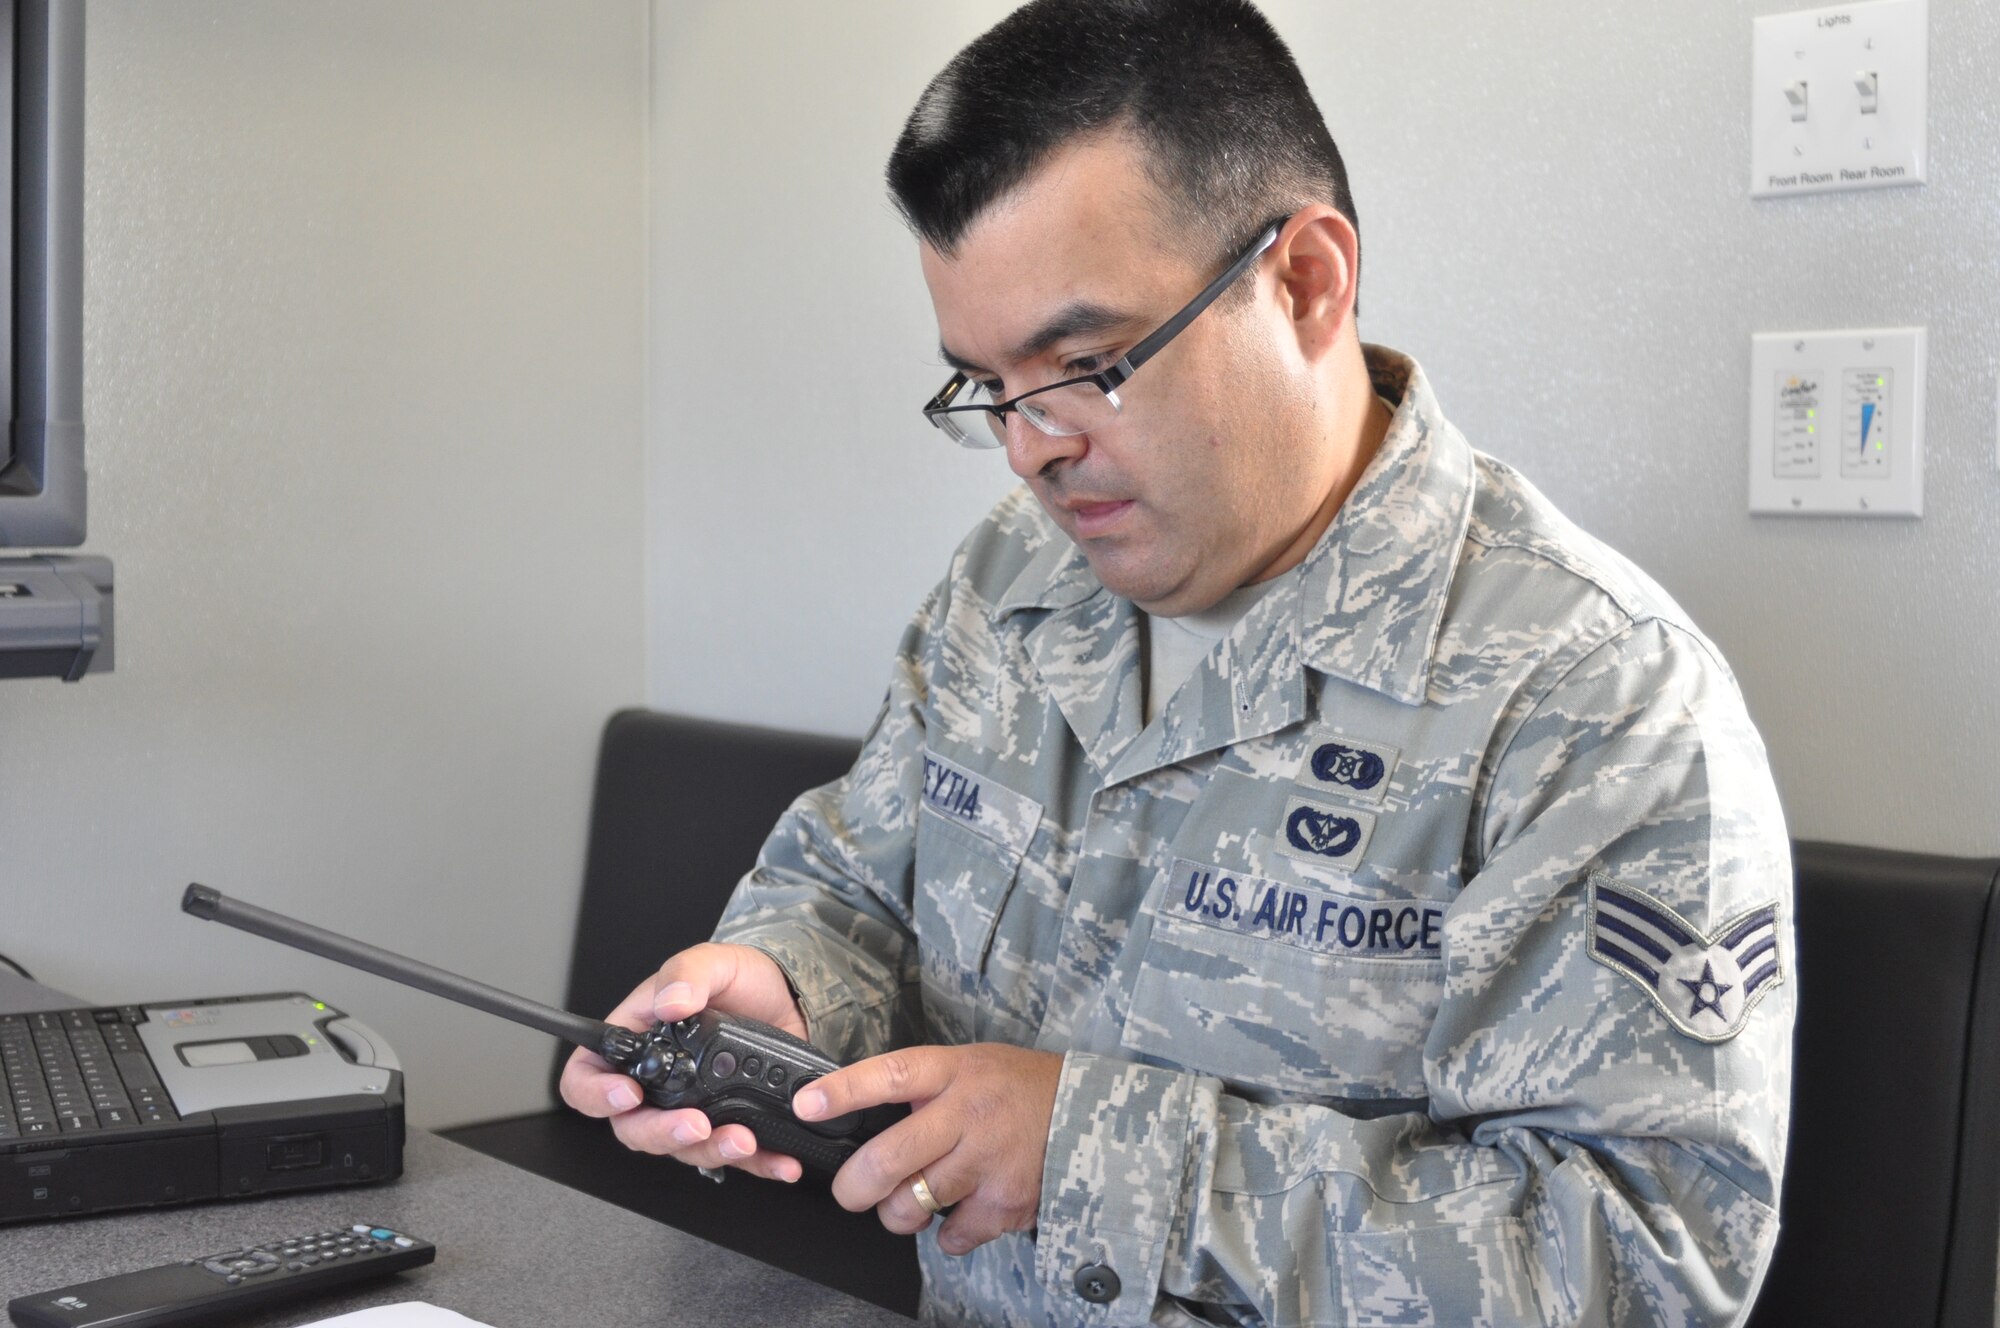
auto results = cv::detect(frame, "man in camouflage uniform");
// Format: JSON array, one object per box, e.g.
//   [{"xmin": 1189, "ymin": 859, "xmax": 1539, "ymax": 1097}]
[{"xmin": 563, "ymin": 3, "xmax": 1792, "ymax": 1324}]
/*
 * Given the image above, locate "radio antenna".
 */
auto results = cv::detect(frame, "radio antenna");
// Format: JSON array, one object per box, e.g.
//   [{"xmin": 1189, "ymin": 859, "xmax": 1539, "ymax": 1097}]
[{"xmin": 181, "ymin": 883, "xmax": 607, "ymax": 1051}]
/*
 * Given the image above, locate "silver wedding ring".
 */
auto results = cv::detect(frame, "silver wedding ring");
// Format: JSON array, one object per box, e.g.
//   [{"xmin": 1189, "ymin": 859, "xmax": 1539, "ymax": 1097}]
[{"xmin": 910, "ymin": 1170, "xmax": 945, "ymax": 1216}]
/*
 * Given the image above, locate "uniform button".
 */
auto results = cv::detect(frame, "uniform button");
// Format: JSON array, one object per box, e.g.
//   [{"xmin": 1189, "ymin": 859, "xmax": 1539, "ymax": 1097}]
[{"xmin": 1073, "ymin": 1262, "xmax": 1121, "ymax": 1304}]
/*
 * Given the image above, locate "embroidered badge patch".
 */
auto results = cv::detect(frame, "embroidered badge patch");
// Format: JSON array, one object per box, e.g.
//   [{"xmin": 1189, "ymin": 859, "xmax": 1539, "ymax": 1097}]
[
  {"xmin": 1275, "ymin": 796, "xmax": 1376, "ymax": 869},
  {"xmin": 1587, "ymin": 873, "xmax": 1784, "ymax": 1043},
  {"xmin": 919, "ymin": 748, "xmax": 1042, "ymax": 856},
  {"xmin": 1294, "ymin": 732, "xmax": 1398, "ymax": 807},
  {"xmin": 1166, "ymin": 858, "xmax": 1442, "ymax": 960}
]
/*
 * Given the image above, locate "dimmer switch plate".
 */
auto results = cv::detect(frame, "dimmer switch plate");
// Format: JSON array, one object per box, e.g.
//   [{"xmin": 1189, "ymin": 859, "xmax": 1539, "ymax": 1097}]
[{"xmin": 1749, "ymin": 327, "xmax": 1924, "ymax": 516}]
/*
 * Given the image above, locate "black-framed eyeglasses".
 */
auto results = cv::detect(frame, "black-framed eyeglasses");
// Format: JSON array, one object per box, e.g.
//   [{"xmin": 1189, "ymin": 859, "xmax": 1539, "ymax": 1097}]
[{"xmin": 921, "ymin": 216, "xmax": 1287, "ymax": 450}]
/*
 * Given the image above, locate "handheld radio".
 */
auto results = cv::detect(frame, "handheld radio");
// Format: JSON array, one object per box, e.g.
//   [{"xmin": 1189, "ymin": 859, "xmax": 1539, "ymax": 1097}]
[{"xmin": 180, "ymin": 884, "xmax": 887, "ymax": 1178}]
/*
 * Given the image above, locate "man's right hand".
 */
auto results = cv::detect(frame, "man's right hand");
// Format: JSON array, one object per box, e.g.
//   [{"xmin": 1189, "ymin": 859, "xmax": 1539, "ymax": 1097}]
[{"xmin": 558, "ymin": 941, "xmax": 808, "ymax": 1183}]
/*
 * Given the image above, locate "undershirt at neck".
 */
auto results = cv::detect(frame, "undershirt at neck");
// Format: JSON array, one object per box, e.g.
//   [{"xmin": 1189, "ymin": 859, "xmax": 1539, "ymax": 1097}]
[
  {"xmin": 1137, "ymin": 393, "xmax": 1398, "ymax": 725},
  {"xmin": 1141, "ymin": 577, "xmax": 1281, "ymax": 724}
]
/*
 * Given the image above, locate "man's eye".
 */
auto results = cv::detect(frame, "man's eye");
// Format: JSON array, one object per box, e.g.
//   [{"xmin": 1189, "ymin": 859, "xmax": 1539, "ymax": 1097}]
[
  {"xmin": 1063, "ymin": 354, "xmax": 1111, "ymax": 376},
  {"xmin": 971, "ymin": 379, "xmax": 1004, "ymax": 402}
]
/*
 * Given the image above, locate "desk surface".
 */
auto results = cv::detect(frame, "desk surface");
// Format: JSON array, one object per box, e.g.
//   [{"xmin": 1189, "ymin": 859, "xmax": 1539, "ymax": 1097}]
[
  {"xmin": 2, "ymin": 1131, "xmax": 916, "ymax": 1326},
  {"xmin": 0, "ymin": 975, "xmax": 915, "ymax": 1327}
]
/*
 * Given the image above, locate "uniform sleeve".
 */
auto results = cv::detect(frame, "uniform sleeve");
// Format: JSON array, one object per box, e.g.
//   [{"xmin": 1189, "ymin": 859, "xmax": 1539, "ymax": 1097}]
[
  {"xmin": 1033, "ymin": 617, "xmax": 1794, "ymax": 1327},
  {"xmin": 707, "ymin": 589, "xmax": 937, "ymax": 1062}
]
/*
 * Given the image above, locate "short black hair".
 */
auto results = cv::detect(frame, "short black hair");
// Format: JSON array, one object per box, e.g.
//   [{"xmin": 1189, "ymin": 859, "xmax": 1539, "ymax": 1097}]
[{"xmin": 887, "ymin": 0, "xmax": 1358, "ymax": 302}]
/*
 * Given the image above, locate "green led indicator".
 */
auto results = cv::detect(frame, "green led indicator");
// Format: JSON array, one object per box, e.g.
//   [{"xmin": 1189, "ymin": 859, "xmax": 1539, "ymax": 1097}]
[
  {"xmin": 1807, "ymin": 409, "xmax": 1816, "ymax": 419},
  {"xmin": 1876, "ymin": 376, "xmax": 1885, "ymax": 387},
  {"xmin": 313, "ymin": 1002, "xmax": 326, "ymax": 1010}
]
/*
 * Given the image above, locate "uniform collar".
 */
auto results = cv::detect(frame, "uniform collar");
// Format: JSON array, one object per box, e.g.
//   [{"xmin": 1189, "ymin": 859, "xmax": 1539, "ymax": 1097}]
[
  {"xmin": 1291, "ymin": 347, "xmax": 1475, "ymax": 707},
  {"xmin": 994, "ymin": 519, "xmax": 1100, "ymax": 619}
]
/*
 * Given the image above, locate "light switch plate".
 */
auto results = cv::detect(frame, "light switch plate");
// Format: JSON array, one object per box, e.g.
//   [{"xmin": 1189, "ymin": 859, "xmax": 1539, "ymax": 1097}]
[
  {"xmin": 1749, "ymin": 327, "xmax": 1925, "ymax": 516},
  {"xmin": 1752, "ymin": 0, "xmax": 1928, "ymax": 198}
]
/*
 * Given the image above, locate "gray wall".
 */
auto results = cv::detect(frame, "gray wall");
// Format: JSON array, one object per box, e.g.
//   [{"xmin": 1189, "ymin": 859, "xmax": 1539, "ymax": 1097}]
[
  {"xmin": 0, "ymin": 1, "xmax": 648, "ymax": 1128},
  {"xmin": 646, "ymin": 5, "xmax": 1005, "ymax": 737},
  {"xmin": 647, "ymin": 0, "xmax": 2000, "ymax": 859}
]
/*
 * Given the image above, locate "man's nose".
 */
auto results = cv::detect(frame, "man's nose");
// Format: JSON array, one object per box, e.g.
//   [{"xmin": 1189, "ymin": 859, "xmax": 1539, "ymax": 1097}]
[{"xmin": 1003, "ymin": 414, "xmax": 1087, "ymax": 480}]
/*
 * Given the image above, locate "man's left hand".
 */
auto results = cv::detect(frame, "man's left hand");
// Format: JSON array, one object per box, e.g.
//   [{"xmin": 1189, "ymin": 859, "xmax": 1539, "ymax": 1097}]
[{"xmin": 793, "ymin": 1043, "xmax": 1063, "ymax": 1255}]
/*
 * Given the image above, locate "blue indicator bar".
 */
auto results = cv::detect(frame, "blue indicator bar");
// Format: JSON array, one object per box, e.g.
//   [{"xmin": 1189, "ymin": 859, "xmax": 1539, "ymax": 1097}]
[{"xmin": 1860, "ymin": 401, "xmax": 1876, "ymax": 449}]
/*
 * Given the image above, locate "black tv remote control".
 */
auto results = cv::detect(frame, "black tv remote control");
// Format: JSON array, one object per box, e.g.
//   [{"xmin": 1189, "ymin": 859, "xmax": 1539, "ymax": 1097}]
[{"xmin": 6, "ymin": 1223, "xmax": 435, "ymax": 1327}]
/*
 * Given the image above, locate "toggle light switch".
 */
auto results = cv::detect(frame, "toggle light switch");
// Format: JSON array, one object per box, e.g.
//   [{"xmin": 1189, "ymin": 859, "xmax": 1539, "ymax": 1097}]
[
  {"xmin": 1854, "ymin": 70, "xmax": 1879, "ymax": 113},
  {"xmin": 1752, "ymin": 0, "xmax": 1926, "ymax": 197}
]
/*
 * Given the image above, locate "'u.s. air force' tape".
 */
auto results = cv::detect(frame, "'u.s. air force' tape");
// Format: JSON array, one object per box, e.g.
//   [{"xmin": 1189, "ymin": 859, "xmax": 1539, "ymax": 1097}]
[
  {"xmin": 919, "ymin": 748, "xmax": 1042, "ymax": 857},
  {"xmin": 1165, "ymin": 858, "xmax": 1442, "ymax": 960},
  {"xmin": 1586, "ymin": 872, "xmax": 1784, "ymax": 1043}
]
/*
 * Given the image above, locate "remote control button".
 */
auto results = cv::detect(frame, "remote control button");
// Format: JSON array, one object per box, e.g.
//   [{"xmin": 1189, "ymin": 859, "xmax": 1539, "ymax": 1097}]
[
  {"xmin": 393, "ymin": 1236, "xmax": 416, "ymax": 1248},
  {"xmin": 709, "ymin": 1050, "xmax": 738, "ymax": 1078},
  {"xmin": 287, "ymin": 1260, "xmax": 308, "ymax": 1271},
  {"xmin": 370, "ymin": 1228, "xmax": 395, "ymax": 1240},
  {"xmin": 226, "ymin": 1275, "xmax": 242, "ymax": 1285},
  {"xmin": 203, "ymin": 1261, "xmax": 236, "ymax": 1276},
  {"xmin": 742, "ymin": 1056, "xmax": 763, "ymax": 1078},
  {"xmin": 766, "ymin": 1066, "xmax": 787, "ymax": 1087}
]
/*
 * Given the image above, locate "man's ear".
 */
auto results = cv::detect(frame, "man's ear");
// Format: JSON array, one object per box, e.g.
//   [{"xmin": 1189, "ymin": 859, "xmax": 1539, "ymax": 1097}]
[{"xmin": 1270, "ymin": 208, "xmax": 1357, "ymax": 363}]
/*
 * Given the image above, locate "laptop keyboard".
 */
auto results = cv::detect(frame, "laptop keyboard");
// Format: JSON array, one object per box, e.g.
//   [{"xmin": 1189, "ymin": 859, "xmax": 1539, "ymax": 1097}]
[{"xmin": 1, "ymin": 1008, "xmax": 179, "ymax": 1140}]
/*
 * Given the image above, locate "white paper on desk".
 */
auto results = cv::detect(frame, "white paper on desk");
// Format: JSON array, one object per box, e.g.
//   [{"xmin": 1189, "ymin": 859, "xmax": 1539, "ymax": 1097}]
[{"xmin": 299, "ymin": 1304, "xmax": 495, "ymax": 1328}]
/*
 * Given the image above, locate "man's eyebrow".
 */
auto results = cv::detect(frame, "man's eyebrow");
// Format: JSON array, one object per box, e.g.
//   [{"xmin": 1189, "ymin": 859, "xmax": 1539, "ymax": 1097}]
[{"xmin": 939, "ymin": 301, "xmax": 1138, "ymax": 377}]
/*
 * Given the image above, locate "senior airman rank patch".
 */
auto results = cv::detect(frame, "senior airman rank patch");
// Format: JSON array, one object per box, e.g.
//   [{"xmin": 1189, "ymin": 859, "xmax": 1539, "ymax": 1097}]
[{"xmin": 1586, "ymin": 872, "xmax": 1784, "ymax": 1043}]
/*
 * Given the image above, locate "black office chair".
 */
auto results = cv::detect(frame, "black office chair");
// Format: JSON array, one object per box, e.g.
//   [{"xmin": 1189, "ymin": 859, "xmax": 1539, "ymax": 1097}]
[{"xmin": 1744, "ymin": 841, "xmax": 2000, "ymax": 1328}]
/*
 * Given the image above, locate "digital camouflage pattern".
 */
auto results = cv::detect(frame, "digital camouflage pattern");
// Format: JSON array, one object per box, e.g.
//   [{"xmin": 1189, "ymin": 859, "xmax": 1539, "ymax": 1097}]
[{"xmin": 712, "ymin": 348, "xmax": 1793, "ymax": 1327}]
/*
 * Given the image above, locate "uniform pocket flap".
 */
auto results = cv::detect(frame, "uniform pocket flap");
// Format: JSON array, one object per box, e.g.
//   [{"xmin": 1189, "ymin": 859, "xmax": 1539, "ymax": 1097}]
[{"xmin": 920, "ymin": 748, "xmax": 1042, "ymax": 858}]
